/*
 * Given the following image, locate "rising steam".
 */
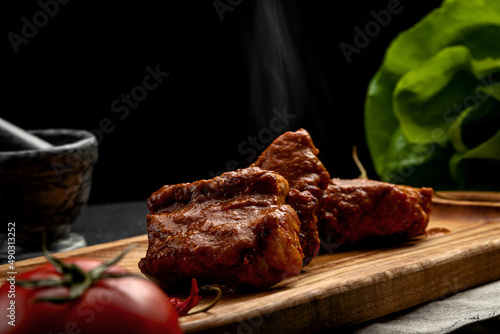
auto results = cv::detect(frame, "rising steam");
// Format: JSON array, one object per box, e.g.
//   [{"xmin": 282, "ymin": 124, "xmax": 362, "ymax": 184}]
[{"xmin": 245, "ymin": 0, "xmax": 308, "ymax": 131}]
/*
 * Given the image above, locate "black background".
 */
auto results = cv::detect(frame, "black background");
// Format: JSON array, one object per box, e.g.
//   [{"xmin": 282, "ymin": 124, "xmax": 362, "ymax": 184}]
[{"xmin": 3, "ymin": 0, "xmax": 443, "ymax": 204}]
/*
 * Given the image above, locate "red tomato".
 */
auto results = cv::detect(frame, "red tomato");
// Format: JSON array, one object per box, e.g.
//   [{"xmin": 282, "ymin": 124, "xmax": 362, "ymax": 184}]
[{"xmin": 0, "ymin": 258, "xmax": 183, "ymax": 334}]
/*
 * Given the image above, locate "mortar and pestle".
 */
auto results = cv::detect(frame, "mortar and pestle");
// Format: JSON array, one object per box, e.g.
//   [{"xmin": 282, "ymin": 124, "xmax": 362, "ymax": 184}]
[{"xmin": 0, "ymin": 117, "xmax": 98, "ymax": 260}]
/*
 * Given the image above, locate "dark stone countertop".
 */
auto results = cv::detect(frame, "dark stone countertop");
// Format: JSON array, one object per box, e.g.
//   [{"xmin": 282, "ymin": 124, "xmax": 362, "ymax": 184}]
[{"xmin": 72, "ymin": 200, "xmax": 149, "ymax": 246}]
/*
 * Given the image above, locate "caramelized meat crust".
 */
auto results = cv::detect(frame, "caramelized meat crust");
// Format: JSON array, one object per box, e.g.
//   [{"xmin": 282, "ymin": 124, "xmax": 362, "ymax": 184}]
[
  {"xmin": 139, "ymin": 167, "xmax": 304, "ymax": 290},
  {"xmin": 317, "ymin": 178, "xmax": 433, "ymax": 249},
  {"xmin": 251, "ymin": 128, "xmax": 331, "ymax": 193},
  {"xmin": 251, "ymin": 129, "xmax": 330, "ymax": 264},
  {"xmin": 140, "ymin": 128, "xmax": 434, "ymax": 290},
  {"xmin": 147, "ymin": 166, "xmax": 289, "ymax": 214},
  {"xmin": 286, "ymin": 189, "xmax": 319, "ymax": 265}
]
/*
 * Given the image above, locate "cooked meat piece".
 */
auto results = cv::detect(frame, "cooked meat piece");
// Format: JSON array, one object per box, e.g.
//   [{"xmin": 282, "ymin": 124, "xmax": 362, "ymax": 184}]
[
  {"xmin": 147, "ymin": 165, "xmax": 289, "ymax": 214},
  {"xmin": 251, "ymin": 128, "xmax": 330, "ymax": 264},
  {"xmin": 139, "ymin": 167, "xmax": 304, "ymax": 290},
  {"xmin": 286, "ymin": 189, "xmax": 319, "ymax": 265},
  {"xmin": 317, "ymin": 178, "xmax": 433, "ymax": 250},
  {"xmin": 252, "ymin": 129, "xmax": 433, "ymax": 255},
  {"xmin": 252, "ymin": 128, "xmax": 330, "ymax": 193}
]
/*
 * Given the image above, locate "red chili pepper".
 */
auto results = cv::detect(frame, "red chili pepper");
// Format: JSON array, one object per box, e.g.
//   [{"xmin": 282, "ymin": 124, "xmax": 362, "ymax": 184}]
[{"xmin": 169, "ymin": 279, "xmax": 202, "ymax": 316}]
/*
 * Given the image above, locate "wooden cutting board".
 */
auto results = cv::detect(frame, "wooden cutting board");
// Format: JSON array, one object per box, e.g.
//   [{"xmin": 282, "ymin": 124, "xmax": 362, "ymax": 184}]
[{"xmin": 2, "ymin": 192, "xmax": 500, "ymax": 333}]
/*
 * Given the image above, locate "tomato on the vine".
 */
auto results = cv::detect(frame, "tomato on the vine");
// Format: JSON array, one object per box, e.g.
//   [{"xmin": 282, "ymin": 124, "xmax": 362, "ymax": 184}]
[{"xmin": 0, "ymin": 254, "xmax": 183, "ymax": 334}]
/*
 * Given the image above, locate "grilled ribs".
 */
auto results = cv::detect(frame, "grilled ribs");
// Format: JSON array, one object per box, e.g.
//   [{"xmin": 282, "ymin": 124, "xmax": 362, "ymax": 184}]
[
  {"xmin": 252, "ymin": 128, "xmax": 330, "ymax": 265},
  {"xmin": 140, "ymin": 128, "xmax": 433, "ymax": 291},
  {"xmin": 318, "ymin": 178, "xmax": 433, "ymax": 249},
  {"xmin": 139, "ymin": 167, "xmax": 304, "ymax": 290},
  {"xmin": 252, "ymin": 129, "xmax": 432, "ymax": 253},
  {"xmin": 251, "ymin": 129, "xmax": 330, "ymax": 193}
]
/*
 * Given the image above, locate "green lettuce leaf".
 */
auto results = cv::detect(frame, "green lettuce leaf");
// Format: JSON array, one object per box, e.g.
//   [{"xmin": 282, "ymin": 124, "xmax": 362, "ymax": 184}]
[
  {"xmin": 364, "ymin": 0, "xmax": 500, "ymax": 190},
  {"xmin": 450, "ymin": 129, "xmax": 500, "ymax": 189},
  {"xmin": 393, "ymin": 45, "xmax": 480, "ymax": 143}
]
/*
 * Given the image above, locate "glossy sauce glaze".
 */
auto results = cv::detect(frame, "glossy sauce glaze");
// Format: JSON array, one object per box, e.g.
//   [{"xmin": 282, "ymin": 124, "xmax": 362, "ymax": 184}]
[
  {"xmin": 424, "ymin": 227, "xmax": 451, "ymax": 237},
  {"xmin": 139, "ymin": 168, "xmax": 304, "ymax": 291}
]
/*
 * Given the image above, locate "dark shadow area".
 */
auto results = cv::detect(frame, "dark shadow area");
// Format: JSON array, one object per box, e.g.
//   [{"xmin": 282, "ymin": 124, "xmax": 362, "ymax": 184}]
[{"xmin": 3, "ymin": 1, "xmax": 443, "ymax": 204}]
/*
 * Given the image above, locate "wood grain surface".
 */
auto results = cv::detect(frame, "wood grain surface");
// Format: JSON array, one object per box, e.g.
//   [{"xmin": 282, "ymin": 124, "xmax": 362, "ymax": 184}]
[{"xmin": 2, "ymin": 193, "xmax": 500, "ymax": 334}]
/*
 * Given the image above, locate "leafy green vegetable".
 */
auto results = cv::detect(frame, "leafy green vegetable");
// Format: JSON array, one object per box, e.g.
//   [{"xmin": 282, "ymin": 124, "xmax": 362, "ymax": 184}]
[{"xmin": 365, "ymin": 0, "xmax": 500, "ymax": 190}]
